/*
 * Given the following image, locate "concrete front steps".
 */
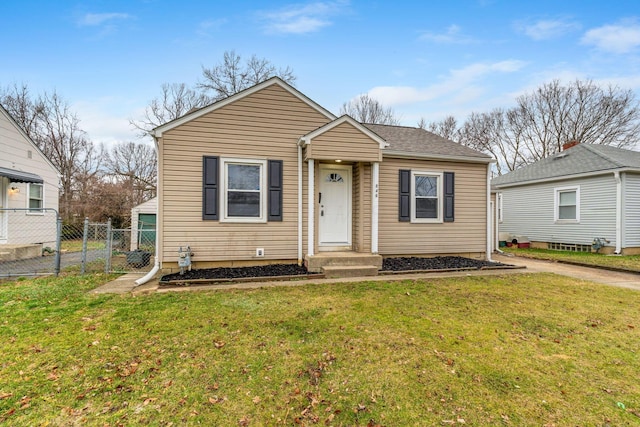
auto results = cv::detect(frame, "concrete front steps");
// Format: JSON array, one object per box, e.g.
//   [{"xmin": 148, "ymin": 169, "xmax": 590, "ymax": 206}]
[
  {"xmin": 305, "ymin": 252, "xmax": 383, "ymax": 278},
  {"xmin": 0, "ymin": 244, "xmax": 41, "ymax": 262}
]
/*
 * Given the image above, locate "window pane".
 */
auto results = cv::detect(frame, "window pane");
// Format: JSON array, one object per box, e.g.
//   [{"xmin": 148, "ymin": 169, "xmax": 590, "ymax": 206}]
[
  {"xmin": 559, "ymin": 191, "xmax": 576, "ymax": 205},
  {"xmin": 228, "ymin": 164, "xmax": 260, "ymax": 190},
  {"xmin": 415, "ymin": 176, "xmax": 437, "ymax": 197},
  {"xmin": 415, "ymin": 198, "xmax": 437, "ymax": 218},
  {"xmin": 30, "ymin": 184, "xmax": 43, "ymax": 199},
  {"xmin": 559, "ymin": 205, "xmax": 576, "ymax": 220},
  {"xmin": 228, "ymin": 191, "xmax": 260, "ymax": 217}
]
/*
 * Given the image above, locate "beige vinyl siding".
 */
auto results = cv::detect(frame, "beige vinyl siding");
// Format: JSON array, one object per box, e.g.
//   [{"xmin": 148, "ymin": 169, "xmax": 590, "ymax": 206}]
[
  {"xmin": 352, "ymin": 163, "xmax": 360, "ymax": 250},
  {"xmin": 307, "ymin": 122, "xmax": 382, "ymax": 162},
  {"xmin": 360, "ymin": 163, "xmax": 372, "ymax": 252},
  {"xmin": 378, "ymin": 157, "xmax": 487, "ymax": 255},
  {"xmin": 159, "ymin": 84, "xmax": 330, "ymax": 264}
]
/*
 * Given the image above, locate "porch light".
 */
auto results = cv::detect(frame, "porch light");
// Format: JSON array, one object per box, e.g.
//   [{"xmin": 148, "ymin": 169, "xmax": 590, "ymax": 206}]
[
  {"xmin": 9, "ymin": 186, "xmax": 20, "ymax": 194},
  {"xmin": 335, "ymin": 159, "xmax": 342, "ymax": 163}
]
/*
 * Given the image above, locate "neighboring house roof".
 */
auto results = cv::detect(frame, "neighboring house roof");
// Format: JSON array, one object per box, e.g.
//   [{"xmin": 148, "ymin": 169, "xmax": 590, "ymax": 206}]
[
  {"xmin": 492, "ymin": 144, "xmax": 640, "ymax": 188},
  {"xmin": 365, "ymin": 124, "xmax": 493, "ymax": 163}
]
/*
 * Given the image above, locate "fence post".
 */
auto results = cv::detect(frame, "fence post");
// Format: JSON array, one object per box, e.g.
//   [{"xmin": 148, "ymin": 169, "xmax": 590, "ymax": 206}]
[
  {"xmin": 54, "ymin": 214, "xmax": 62, "ymax": 277},
  {"xmin": 105, "ymin": 218, "xmax": 112, "ymax": 274},
  {"xmin": 81, "ymin": 217, "xmax": 89, "ymax": 275}
]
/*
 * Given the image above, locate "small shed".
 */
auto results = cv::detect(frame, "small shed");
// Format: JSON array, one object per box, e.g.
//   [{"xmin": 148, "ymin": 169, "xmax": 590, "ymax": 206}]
[{"xmin": 130, "ymin": 197, "xmax": 157, "ymax": 251}]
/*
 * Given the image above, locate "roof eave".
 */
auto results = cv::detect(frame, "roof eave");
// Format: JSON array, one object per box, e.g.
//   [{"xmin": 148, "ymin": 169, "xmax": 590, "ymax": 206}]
[{"xmin": 383, "ymin": 150, "xmax": 495, "ymax": 164}]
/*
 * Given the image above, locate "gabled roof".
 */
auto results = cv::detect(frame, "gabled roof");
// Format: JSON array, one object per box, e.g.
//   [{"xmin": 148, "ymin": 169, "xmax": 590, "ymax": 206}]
[
  {"xmin": 299, "ymin": 115, "xmax": 388, "ymax": 149},
  {"xmin": 492, "ymin": 144, "xmax": 640, "ymax": 188},
  {"xmin": 153, "ymin": 77, "xmax": 336, "ymax": 138},
  {"xmin": 365, "ymin": 124, "xmax": 493, "ymax": 163}
]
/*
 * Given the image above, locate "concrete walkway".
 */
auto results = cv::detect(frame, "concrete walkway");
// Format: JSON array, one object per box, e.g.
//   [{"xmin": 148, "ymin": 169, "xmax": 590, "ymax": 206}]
[{"xmin": 89, "ymin": 253, "xmax": 640, "ymax": 295}]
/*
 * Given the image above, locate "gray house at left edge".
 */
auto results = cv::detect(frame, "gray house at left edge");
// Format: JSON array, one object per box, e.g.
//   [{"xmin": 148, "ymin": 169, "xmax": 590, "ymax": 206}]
[
  {"xmin": 0, "ymin": 104, "xmax": 60, "ymax": 260},
  {"xmin": 491, "ymin": 142, "xmax": 640, "ymax": 254}
]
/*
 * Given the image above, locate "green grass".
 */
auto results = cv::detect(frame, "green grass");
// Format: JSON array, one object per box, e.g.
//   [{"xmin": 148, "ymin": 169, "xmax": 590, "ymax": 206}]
[
  {"xmin": 1, "ymin": 273, "xmax": 639, "ymax": 425},
  {"xmin": 60, "ymin": 239, "xmax": 105, "ymax": 253},
  {"xmin": 502, "ymin": 247, "xmax": 640, "ymax": 272}
]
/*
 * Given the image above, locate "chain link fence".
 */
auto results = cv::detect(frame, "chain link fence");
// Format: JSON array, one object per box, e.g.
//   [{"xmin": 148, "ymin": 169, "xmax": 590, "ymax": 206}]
[{"xmin": 0, "ymin": 208, "xmax": 155, "ymax": 278}]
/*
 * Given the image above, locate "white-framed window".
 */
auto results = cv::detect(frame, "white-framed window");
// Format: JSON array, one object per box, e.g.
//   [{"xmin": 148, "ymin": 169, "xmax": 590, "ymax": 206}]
[
  {"xmin": 27, "ymin": 183, "xmax": 44, "ymax": 215},
  {"xmin": 554, "ymin": 186, "xmax": 580, "ymax": 222},
  {"xmin": 221, "ymin": 158, "xmax": 267, "ymax": 222},
  {"xmin": 497, "ymin": 192, "xmax": 503, "ymax": 223},
  {"xmin": 411, "ymin": 171, "xmax": 443, "ymax": 223}
]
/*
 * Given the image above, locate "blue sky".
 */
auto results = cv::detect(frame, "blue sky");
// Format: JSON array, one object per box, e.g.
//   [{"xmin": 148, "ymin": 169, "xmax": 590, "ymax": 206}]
[{"xmin": 2, "ymin": 1, "xmax": 640, "ymax": 146}]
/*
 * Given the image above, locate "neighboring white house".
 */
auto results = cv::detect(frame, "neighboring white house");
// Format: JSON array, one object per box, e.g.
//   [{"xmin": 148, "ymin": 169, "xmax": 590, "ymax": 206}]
[
  {"xmin": 0, "ymin": 104, "xmax": 60, "ymax": 252},
  {"xmin": 491, "ymin": 142, "xmax": 640, "ymax": 254},
  {"xmin": 130, "ymin": 197, "xmax": 157, "ymax": 251}
]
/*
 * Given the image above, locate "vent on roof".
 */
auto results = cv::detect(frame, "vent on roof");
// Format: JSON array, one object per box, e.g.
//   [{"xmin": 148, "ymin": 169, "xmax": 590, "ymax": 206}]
[{"xmin": 554, "ymin": 152, "xmax": 569, "ymax": 160}]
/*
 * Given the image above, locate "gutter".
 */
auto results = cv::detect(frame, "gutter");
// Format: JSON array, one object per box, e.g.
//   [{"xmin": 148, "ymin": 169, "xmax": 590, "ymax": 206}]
[
  {"xmin": 383, "ymin": 150, "xmax": 494, "ymax": 164},
  {"xmin": 135, "ymin": 137, "xmax": 161, "ymax": 286}
]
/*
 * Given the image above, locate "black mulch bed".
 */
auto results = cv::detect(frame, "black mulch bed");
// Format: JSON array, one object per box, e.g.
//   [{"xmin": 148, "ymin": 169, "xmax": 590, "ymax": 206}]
[
  {"xmin": 160, "ymin": 264, "xmax": 310, "ymax": 282},
  {"xmin": 382, "ymin": 256, "xmax": 507, "ymax": 272},
  {"xmin": 160, "ymin": 256, "xmax": 510, "ymax": 284}
]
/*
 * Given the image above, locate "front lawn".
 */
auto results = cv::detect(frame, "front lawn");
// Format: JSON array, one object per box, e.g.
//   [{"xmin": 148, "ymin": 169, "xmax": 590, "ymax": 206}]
[
  {"xmin": 502, "ymin": 247, "xmax": 640, "ymax": 272},
  {"xmin": 1, "ymin": 273, "xmax": 639, "ymax": 425}
]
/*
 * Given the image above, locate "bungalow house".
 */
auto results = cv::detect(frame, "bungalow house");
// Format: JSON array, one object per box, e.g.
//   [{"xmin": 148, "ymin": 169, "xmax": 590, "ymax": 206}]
[
  {"xmin": 0, "ymin": 104, "xmax": 60, "ymax": 259},
  {"xmin": 491, "ymin": 142, "xmax": 640, "ymax": 254},
  {"xmin": 151, "ymin": 77, "xmax": 494, "ymax": 276}
]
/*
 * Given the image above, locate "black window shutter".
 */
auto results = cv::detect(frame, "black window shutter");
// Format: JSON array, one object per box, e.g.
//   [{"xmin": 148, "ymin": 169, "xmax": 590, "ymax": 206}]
[
  {"xmin": 399, "ymin": 169, "xmax": 410, "ymax": 222},
  {"xmin": 268, "ymin": 160, "xmax": 283, "ymax": 221},
  {"xmin": 203, "ymin": 156, "xmax": 218, "ymax": 220},
  {"xmin": 443, "ymin": 171, "xmax": 455, "ymax": 222}
]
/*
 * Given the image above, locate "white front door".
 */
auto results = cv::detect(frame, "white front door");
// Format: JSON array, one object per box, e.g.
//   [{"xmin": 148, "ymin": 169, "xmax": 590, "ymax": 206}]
[{"xmin": 318, "ymin": 164, "xmax": 352, "ymax": 249}]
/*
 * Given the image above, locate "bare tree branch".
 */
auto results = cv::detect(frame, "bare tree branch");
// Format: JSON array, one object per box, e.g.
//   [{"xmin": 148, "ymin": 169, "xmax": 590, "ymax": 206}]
[{"xmin": 340, "ymin": 94, "xmax": 400, "ymax": 125}]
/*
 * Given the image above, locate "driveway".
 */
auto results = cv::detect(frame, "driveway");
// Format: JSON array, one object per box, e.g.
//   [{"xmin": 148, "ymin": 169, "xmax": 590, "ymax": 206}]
[{"xmin": 492, "ymin": 253, "xmax": 640, "ymax": 290}]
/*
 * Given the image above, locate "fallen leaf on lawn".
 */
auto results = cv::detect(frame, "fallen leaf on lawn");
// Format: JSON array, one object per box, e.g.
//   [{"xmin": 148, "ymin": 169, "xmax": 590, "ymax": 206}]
[
  {"xmin": 252, "ymin": 396, "xmax": 261, "ymax": 404},
  {"xmin": 0, "ymin": 393, "xmax": 12, "ymax": 400},
  {"xmin": 214, "ymin": 341, "xmax": 226, "ymax": 349},
  {"xmin": 238, "ymin": 415, "xmax": 250, "ymax": 426}
]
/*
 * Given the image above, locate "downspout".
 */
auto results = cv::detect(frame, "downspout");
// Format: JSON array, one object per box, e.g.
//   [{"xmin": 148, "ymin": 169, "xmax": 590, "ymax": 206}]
[
  {"xmin": 297, "ymin": 144, "xmax": 303, "ymax": 265},
  {"xmin": 614, "ymin": 171, "xmax": 622, "ymax": 254},
  {"xmin": 371, "ymin": 162, "xmax": 379, "ymax": 253},
  {"xmin": 307, "ymin": 159, "xmax": 315, "ymax": 256},
  {"xmin": 494, "ymin": 197, "xmax": 504, "ymax": 254},
  {"xmin": 135, "ymin": 136, "xmax": 161, "ymax": 286},
  {"xmin": 486, "ymin": 163, "xmax": 493, "ymax": 262}
]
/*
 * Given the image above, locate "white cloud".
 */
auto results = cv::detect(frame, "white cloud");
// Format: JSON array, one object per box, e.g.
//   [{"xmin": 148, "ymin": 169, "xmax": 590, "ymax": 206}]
[
  {"xmin": 419, "ymin": 24, "xmax": 476, "ymax": 44},
  {"xmin": 368, "ymin": 60, "xmax": 527, "ymax": 107},
  {"xmin": 78, "ymin": 12, "xmax": 132, "ymax": 27},
  {"xmin": 73, "ymin": 99, "xmax": 142, "ymax": 148},
  {"xmin": 581, "ymin": 20, "xmax": 640, "ymax": 53},
  {"xmin": 516, "ymin": 18, "xmax": 580, "ymax": 41},
  {"xmin": 197, "ymin": 19, "xmax": 227, "ymax": 37},
  {"xmin": 258, "ymin": 1, "xmax": 349, "ymax": 34}
]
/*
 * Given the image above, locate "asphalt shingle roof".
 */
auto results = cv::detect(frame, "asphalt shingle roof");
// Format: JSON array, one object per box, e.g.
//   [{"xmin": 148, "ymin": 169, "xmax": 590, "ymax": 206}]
[
  {"xmin": 491, "ymin": 144, "xmax": 640, "ymax": 187},
  {"xmin": 364, "ymin": 124, "xmax": 492, "ymax": 161}
]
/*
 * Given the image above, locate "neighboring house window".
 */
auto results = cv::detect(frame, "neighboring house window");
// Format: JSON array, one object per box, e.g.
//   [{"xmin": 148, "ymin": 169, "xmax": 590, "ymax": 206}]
[
  {"xmin": 497, "ymin": 193, "xmax": 503, "ymax": 223},
  {"xmin": 27, "ymin": 183, "xmax": 44, "ymax": 214},
  {"xmin": 411, "ymin": 171, "xmax": 443, "ymax": 223},
  {"xmin": 555, "ymin": 186, "xmax": 580, "ymax": 222},
  {"xmin": 222, "ymin": 158, "xmax": 267, "ymax": 222}
]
